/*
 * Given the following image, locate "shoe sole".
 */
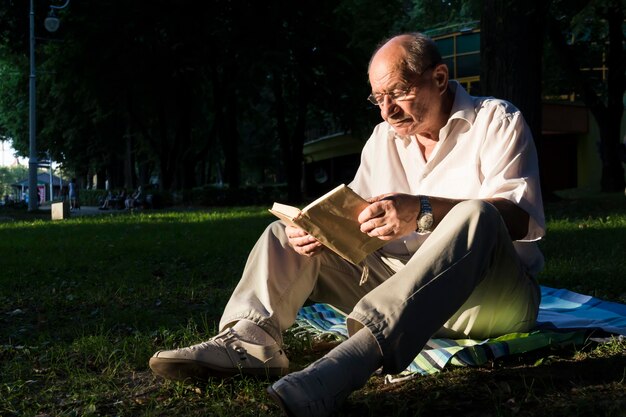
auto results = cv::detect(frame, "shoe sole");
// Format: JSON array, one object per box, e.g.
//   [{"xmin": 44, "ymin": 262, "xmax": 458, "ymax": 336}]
[{"xmin": 149, "ymin": 357, "xmax": 288, "ymax": 382}]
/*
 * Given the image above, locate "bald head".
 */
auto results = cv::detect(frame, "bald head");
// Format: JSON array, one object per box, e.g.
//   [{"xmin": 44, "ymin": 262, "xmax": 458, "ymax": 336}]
[
  {"xmin": 368, "ymin": 33, "xmax": 442, "ymax": 80},
  {"xmin": 367, "ymin": 32, "xmax": 451, "ymax": 139}
]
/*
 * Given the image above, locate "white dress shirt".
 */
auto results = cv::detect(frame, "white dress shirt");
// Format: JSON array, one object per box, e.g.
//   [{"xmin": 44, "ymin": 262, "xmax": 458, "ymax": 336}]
[{"xmin": 349, "ymin": 81, "xmax": 545, "ymax": 276}]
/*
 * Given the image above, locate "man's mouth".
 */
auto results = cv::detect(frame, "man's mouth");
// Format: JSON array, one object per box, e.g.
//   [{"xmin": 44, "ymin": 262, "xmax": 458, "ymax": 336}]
[{"xmin": 391, "ymin": 118, "xmax": 412, "ymax": 126}]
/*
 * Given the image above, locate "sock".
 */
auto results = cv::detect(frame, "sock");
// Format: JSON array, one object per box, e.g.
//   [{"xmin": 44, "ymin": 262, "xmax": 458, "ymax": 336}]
[
  {"xmin": 320, "ymin": 326, "xmax": 382, "ymax": 390},
  {"xmin": 268, "ymin": 327, "xmax": 383, "ymax": 417},
  {"xmin": 232, "ymin": 319, "xmax": 276, "ymax": 346}
]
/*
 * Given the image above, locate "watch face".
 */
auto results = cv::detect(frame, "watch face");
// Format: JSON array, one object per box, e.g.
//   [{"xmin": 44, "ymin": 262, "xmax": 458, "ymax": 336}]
[{"xmin": 418, "ymin": 213, "xmax": 434, "ymax": 231}]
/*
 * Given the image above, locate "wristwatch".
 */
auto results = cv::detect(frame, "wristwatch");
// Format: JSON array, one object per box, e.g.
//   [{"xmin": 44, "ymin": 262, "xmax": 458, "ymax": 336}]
[{"xmin": 416, "ymin": 195, "xmax": 434, "ymax": 234}]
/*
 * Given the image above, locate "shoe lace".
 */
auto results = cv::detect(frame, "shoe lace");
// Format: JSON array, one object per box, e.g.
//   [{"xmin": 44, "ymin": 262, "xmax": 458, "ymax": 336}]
[{"xmin": 189, "ymin": 328, "xmax": 241, "ymax": 352}]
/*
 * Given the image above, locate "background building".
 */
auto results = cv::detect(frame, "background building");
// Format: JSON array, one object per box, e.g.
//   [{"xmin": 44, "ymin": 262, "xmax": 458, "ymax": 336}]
[{"xmin": 11, "ymin": 173, "xmax": 64, "ymax": 203}]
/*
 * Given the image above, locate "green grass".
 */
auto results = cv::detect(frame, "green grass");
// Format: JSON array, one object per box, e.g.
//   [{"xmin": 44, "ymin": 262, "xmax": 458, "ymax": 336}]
[
  {"xmin": 539, "ymin": 193, "xmax": 626, "ymax": 301},
  {"xmin": 0, "ymin": 194, "xmax": 625, "ymax": 417}
]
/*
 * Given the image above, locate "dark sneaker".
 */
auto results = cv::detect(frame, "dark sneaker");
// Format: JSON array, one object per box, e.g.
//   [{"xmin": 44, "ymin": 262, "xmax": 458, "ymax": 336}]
[{"xmin": 266, "ymin": 357, "xmax": 352, "ymax": 417}]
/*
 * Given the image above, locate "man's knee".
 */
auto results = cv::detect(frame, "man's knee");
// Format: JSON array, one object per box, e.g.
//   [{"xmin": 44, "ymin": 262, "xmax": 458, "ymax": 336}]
[
  {"xmin": 268, "ymin": 220, "xmax": 287, "ymax": 235},
  {"xmin": 448, "ymin": 199, "xmax": 501, "ymax": 227},
  {"xmin": 258, "ymin": 220, "xmax": 290, "ymax": 250},
  {"xmin": 454, "ymin": 199, "xmax": 497, "ymax": 215},
  {"xmin": 438, "ymin": 200, "xmax": 507, "ymax": 247}
]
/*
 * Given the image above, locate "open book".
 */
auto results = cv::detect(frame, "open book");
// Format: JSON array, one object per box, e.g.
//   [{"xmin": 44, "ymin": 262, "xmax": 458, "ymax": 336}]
[{"xmin": 269, "ymin": 184, "xmax": 386, "ymax": 265}]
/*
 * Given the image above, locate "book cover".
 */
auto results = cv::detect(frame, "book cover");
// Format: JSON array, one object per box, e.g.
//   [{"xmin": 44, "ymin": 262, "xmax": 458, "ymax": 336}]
[{"xmin": 269, "ymin": 184, "xmax": 386, "ymax": 264}]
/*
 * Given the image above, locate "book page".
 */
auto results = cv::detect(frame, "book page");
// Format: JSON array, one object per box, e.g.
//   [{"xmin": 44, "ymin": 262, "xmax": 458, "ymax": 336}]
[
  {"xmin": 268, "ymin": 184, "xmax": 386, "ymax": 265},
  {"xmin": 300, "ymin": 185, "xmax": 385, "ymax": 264},
  {"xmin": 270, "ymin": 202, "xmax": 301, "ymax": 219},
  {"xmin": 268, "ymin": 203, "xmax": 303, "ymax": 229}
]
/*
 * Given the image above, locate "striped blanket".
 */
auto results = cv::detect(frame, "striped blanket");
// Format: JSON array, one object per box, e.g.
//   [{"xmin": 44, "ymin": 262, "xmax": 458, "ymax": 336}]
[{"xmin": 290, "ymin": 286, "xmax": 626, "ymax": 380}]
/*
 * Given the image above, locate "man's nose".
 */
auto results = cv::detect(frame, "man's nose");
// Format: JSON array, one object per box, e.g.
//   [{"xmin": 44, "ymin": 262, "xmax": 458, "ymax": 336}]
[{"xmin": 380, "ymin": 96, "xmax": 399, "ymax": 119}]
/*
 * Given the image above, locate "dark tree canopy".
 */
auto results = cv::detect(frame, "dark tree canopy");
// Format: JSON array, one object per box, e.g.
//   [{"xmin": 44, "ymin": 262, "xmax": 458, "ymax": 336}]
[{"xmin": 0, "ymin": 0, "xmax": 622, "ymax": 198}]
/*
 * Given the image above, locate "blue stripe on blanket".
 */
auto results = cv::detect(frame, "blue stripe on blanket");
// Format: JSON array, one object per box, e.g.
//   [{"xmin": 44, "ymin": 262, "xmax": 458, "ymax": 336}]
[
  {"xmin": 536, "ymin": 286, "xmax": 626, "ymax": 334},
  {"xmin": 291, "ymin": 286, "xmax": 624, "ymax": 379}
]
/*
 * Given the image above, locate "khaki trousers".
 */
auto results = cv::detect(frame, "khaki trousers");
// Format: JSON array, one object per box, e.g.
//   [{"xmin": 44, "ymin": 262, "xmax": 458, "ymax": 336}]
[{"xmin": 220, "ymin": 200, "xmax": 540, "ymax": 374}]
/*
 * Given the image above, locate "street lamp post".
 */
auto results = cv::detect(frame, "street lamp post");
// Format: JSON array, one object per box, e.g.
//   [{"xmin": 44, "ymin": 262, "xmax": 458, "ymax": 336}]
[
  {"xmin": 27, "ymin": 0, "xmax": 37, "ymax": 211},
  {"xmin": 27, "ymin": 0, "xmax": 70, "ymax": 212}
]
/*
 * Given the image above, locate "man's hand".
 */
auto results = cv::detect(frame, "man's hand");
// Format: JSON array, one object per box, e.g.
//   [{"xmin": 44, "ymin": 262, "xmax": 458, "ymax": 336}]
[
  {"xmin": 358, "ymin": 193, "xmax": 420, "ymax": 241},
  {"xmin": 286, "ymin": 225, "xmax": 324, "ymax": 257}
]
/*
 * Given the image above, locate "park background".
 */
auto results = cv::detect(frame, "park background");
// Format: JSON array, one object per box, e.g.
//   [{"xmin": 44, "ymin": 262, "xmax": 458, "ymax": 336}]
[
  {"xmin": 0, "ymin": 0, "xmax": 624, "ymax": 205},
  {"xmin": 1, "ymin": 1, "xmax": 625, "ymax": 416}
]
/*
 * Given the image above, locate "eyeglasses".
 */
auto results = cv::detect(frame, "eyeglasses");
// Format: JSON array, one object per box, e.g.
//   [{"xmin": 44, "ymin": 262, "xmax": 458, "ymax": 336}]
[
  {"xmin": 367, "ymin": 63, "xmax": 437, "ymax": 107},
  {"xmin": 367, "ymin": 85, "xmax": 417, "ymax": 106}
]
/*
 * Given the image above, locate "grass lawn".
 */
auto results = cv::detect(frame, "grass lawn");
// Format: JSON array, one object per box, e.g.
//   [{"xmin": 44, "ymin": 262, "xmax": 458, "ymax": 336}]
[{"xmin": 1, "ymin": 193, "xmax": 625, "ymax": 417}]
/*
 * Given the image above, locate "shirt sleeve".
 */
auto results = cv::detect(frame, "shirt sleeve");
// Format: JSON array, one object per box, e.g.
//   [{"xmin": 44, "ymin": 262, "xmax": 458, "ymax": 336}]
[
  {"xmin": 348, "ymin": 125, "xmax": 382, "ymax": 199},
  {"xmin": 478, "ymin": 107, "xmax": 545, "ymax": 241}
]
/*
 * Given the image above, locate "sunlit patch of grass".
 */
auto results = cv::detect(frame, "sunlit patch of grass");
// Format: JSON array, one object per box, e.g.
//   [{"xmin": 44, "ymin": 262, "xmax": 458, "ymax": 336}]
[{"xmin": 1, "ymin": 194, "xmax": 625, "ymax": 416}]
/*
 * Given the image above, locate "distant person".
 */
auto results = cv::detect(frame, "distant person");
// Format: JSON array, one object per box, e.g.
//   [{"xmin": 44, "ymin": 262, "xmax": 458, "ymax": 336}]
[
  {"xmin": 99, "ymin": 191, "xmax": 114, "ymax": 210},
  {"xmin": 68, "ymin": 178, "xmax": 78, "ymax": 210},
  {"xmin": 125, "ymin": 186, "xmax": 143, "ymax": 209},
  {"xmin": 37, "ymin": 187, "xmax": 43, "ymax": 204}
]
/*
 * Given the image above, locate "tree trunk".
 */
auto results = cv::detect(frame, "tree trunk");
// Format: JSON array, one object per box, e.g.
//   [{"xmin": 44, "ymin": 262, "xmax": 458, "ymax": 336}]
[
  {"xmin": 288, "ymin": 80, "xmax": 308, "ymax": 203},
  {"xmin": 222, "ymin": 94, "xmax": 240, "ymax": 189},
  {"xmin": 124, "ymin": 129, "xmax": 136, "ymax": 190},
  {"xmin": 600, "ymin": 0, "xmax": 625, "ymax": 191},
  {"xmin": 95, "ymin": 169, "xmax": 106, "ymax": 189},
  {"xmin": 105, "ymin": 159, "xmax": 125, "ymax": 191},
  {"xmin": 481, "ymin": 0, "xmax": 545, "ymax": 193},
  {"xmin": 480, "ymin": 0, "xmax": 544, "ymax": 138},
  {"xmin": 272, "ymin": 72, "xmax": 305, "ymax": 204},
  {"xmin": 211, "ymin": 65, "xmax": 240, "ymax": 190}
]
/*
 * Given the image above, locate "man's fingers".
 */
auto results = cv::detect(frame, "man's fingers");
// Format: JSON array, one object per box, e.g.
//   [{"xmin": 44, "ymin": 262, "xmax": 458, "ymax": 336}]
[
  {"xmin": 294, "ymin": 241, "xmax": 323, "ymax": 257},
  {"xmin": 360, "ymin": 216, "xmax": 389, "ymax": 234},
  {"xmin": 285, "ymin": 225, "xmax": 308, "ymax": 238},
  {"xmin": 362, "ymin": 220, "xmax": 401, "ymax": 240},
  {"xmin": 291, "ymin": 234, "xmax": 319, "ymax": 246},
  {"xmin": 358, "ymin": 201, "xmax": 387, "ymax": 224},
  {"xmin": 285, "ymin": 226, "xmax": 323, "ymax": 257}
]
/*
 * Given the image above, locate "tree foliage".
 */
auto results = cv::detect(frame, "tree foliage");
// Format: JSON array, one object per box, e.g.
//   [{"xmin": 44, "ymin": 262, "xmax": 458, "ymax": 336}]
[
  {"xmin": 0, "ymin": 164, "xmax": 28, "ymax": 198},
  {"xmin": 0, "ymin": 0, "xmax": 623, "ymax": 198},
  {"xmin": 401, "ymin": 0, "xmax": 481, "ymax": 32},
  {"xmin": 0, "ymin": 1, "xmax": 399, "ymax": 200}
]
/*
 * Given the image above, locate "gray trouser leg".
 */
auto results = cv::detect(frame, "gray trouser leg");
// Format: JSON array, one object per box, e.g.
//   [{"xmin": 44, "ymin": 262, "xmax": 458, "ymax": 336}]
[
  {"xmin": 347, "ymin": 200, "xmax": 540, "ymax": 373},
  {"xmin": 220, "ymin": 219, "xmax": 393, "ymax": 343},
  {"xmin": 220, "ymin": 200, "xmax": 539, "ymax": 374}
]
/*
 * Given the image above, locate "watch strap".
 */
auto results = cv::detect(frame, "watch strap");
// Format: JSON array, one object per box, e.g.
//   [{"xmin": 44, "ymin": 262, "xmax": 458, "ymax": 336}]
[{"xmin": 416, "ymin": 195, "xmax": 434, "ymax": 234}]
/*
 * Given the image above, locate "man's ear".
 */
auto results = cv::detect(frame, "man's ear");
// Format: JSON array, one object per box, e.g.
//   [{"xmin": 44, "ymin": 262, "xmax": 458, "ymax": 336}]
[{"xmin": 433, "ymin": 64, "xmax": 448, "ymax": 94}]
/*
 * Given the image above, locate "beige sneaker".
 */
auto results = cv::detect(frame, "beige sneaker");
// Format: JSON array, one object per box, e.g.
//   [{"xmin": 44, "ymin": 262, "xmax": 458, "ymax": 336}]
[{"xmin": 149, "ymin": 327, "xmax": 289, "ymax": 381}]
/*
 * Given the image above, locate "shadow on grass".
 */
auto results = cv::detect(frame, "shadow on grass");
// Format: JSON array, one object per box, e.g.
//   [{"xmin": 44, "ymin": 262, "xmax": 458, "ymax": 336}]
[
  {"xmin": 538, "ymin": 225, "xmax": 626, "ymax": 301},
  {"xmin": 346, "ymin": 348, "xmax": 626, "ymax": 417}
]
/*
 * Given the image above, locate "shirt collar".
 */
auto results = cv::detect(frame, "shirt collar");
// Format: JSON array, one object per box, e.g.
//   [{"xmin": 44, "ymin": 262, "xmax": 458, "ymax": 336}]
[
  {"xmin": 385, "ymin": 80, "xmax": 476, "ymax": 146},
  {"xmin": 446, "ymin": 80, "xmax": 476, "ymax": 126}
]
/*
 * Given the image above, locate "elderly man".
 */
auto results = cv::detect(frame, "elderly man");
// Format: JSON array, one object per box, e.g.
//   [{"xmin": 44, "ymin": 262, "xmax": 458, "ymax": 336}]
[{"xmin": 149, "ymin": 32, "xmax": 544, "ymax": 417}]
